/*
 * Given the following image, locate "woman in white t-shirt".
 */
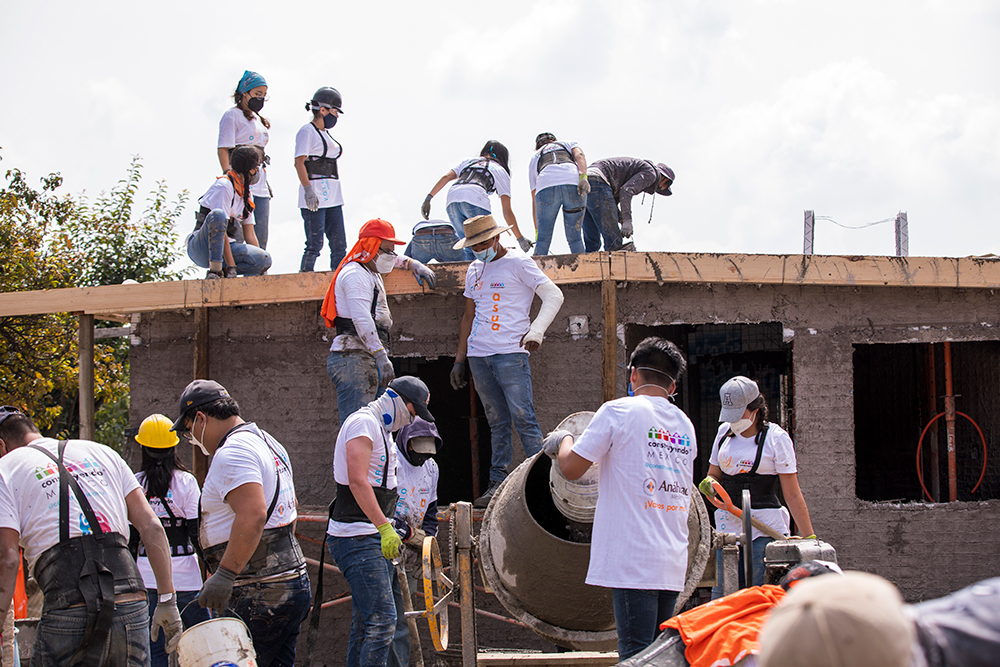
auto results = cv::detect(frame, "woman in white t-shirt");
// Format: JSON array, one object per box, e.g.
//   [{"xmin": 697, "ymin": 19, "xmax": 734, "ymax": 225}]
[
  {"xmin": 706, "ymin": 376, "xmax": 814, "ymax": 595},
  {"xmin": 129, "ymin": 414, "xmax": 208, "ymax": 667},
  {"xmin": 295, "ymin": 86, "xmax": 347, "ymax": 272},
  {"xmin": 217, "ymin": 70, "xmax": 272, "ymax": 249},
  {"xmin": 420, "ymin": 141, "xmax": 531, "ymax": 260}
]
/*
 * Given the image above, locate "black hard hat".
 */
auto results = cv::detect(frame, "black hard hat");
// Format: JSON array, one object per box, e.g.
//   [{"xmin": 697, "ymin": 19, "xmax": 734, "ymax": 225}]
[{"xmin": 308, "ymin": 86, "xmax": 344, "ymax": 113}]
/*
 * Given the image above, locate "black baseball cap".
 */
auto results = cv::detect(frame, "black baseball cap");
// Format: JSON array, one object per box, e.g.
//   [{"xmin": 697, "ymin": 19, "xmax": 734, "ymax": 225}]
[
  {"xmin": 388, "ymin": 376, "xmax": 435, "ymax": 423},
  {"xmin": 0, "ymin": 406, "xmax": 24, "ymax": 428},
  {"xmin": 171, "ymin": 380, "xmax": 231, "ymax": 432}
]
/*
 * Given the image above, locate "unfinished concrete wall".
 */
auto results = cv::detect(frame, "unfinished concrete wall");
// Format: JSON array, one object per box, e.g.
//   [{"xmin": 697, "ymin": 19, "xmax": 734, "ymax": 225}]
[{"xmin": 130, "ymin": 279, "xmax": 1000, "ymax": 602}]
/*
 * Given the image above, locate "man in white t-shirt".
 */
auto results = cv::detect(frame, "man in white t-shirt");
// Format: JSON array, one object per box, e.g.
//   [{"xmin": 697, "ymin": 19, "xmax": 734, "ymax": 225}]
[
  {"xmin": 0, "ymin": 405, "xmax": 183, "ymax": 665},
  {"xmin": 529, "ymin": 132, "xmax": 590, "ymax": 256},
  {"xmin": 170, "ymin": 380, "xmax": 310, "ymax": 667},
  {"xmin": 449, "ymin": 214, "xmax": 565, "ymax": 508},
  {"xmin": 545, "ymin": 337, "xmax": 695, "ymax": 660},
  {"xmin": 326, "ymin": 376, "xmax": 435, "ymax": 667}
]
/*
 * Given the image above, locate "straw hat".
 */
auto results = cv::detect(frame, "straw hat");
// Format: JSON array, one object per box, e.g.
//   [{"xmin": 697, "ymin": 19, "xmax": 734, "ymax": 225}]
[{"xmin": 453, "ymin": 215, "xmax": 511, "ymax": 249}]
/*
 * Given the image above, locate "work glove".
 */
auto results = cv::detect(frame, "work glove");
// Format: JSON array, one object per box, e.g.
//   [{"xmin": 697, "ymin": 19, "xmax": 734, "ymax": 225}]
[
  {"xmin": 410, "ymin": 260, "xmax": 437, "ymax": 289},
  {"xmin": 542, "ymin": 429, "xmax": 574, "ymax": 460},
  {"xmin": 577, "ymin": 174, "xmax": 591, "ymax": 197},
  {"xmin": 698, "ymin": 476, "xmax": 718, "ymax": 497},
  {"xmin": 391, "ymin": 516, "xmax": 412, "ymax": 542},
  {"xmin": 198, "ymin": 565, "xmax": 238, "ymax": 612},
  {"xmin": 303, "ymin": 184, "xmax": 320, "ymax": 212},
  {"xmin": 421, "ymin": 194, "xmax": 433, "ymax": 220},
  {"xmin": 450, "ymin": 361, "xmax": 467, "ymax": 390},
  {"xmin": 376, "ymin": 521, "xmax": 403, "ymax": 560},
  {"xmin": 517, "ymin": 236, "xmax": 534, "ymax": 253},
  {"xmin": 150, "ymin": 593, "xmax": 184, "ymax": 654},
  {"xmin": 374, "ymin": 348, "xmax": 395, "ymax": 389},
  {"xmin": 406, "ymin": 527, "xmax": 427, "ymax": 547},
  {"xmin": 620, "ymin": 215, "xmax": 633, "ymax": 239}
]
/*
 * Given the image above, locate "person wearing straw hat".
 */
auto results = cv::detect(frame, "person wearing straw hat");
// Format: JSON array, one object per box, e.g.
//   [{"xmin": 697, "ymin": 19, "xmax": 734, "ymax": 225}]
[
  {"xmin": 320, "ymin": 219, "xmax": 437, "ymax": 423},
  {"xmin": 129, "ymin": 414, "xmax": 209, "ymax": 667},
  {"xmin": 450, "ymin": 214, "xmax": 564, "ymax": 507},
  {"xmin": 0, "ymin": 405, "xmax": 183, "ymax": 664}
]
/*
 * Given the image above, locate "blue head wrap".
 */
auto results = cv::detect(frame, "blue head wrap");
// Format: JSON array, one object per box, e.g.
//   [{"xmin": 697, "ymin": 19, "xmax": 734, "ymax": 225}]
[{"xmin": 237, "ymin": 70, "xmax": 267, "ymax": 94}]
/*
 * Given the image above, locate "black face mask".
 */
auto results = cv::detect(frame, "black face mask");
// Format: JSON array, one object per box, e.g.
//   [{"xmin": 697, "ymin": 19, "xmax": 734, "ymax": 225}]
[
  {"xmin": 408, "ymin": 451, "xmax": 433, "ymax": 467},
  {"xmin": 323, "ymin": 113, "xmax": 338, "ymax": 129},
  {"xmin": 247, "ymin": 97, "xmax": 265, "ymax": 113}
]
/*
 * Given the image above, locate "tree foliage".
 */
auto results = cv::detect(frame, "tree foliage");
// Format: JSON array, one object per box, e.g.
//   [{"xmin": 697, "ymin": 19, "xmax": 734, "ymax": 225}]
[{"xmin": 0, "ymin": 151, "xmax": 188, "ymax": 446}]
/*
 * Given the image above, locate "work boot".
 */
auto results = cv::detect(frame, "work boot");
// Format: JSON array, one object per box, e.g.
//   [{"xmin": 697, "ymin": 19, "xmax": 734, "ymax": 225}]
[
  {"xmin": 223, "ymin": 265, "xmax": 239, "ymax": 278},
  {"xmin": 205, "ymin": 269, "xmax": 223, "ymax": 280},
  {"xmin": 473, "ymin": 480, "xmax": 502, "ymax": 508}
]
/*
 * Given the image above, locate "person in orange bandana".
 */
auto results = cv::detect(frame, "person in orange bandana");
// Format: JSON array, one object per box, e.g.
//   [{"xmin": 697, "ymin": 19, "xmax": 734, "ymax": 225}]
[
  {"xmin": 321, "ymin": 219, "xmax": 437, "ymax": 423},
  {"xmin": 185, "ymin": 145, "xmax": 272, "ymax": 279}
]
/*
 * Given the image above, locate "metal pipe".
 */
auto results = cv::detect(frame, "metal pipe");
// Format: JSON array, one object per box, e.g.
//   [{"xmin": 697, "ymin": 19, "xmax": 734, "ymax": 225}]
[
  {"xmin": 320, "ymin": 595, "xmax": 352, "ymax": 610},
  {"xmin": 944, "ymin": 341, "xmax": 958, "ymax": 502},
  {"xmin": 448, "ymin": 602, "xmax": 527, "ymax": 628},
  {"xmin": 303, "ymin": 556, "xmax": 341, "ymax": 576}
]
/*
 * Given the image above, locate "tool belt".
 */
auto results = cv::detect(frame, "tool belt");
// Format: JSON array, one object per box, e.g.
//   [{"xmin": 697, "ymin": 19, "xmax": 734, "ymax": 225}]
[
  {"xmin": 330, "ymin": 483, "xmax": 399, "ymax": 523},
  {"xmin": 456, "ymin": 159, "xmax": 495, "ymax": 193},
  {"xmin": 202, "ymin": 523, "xmax": 305, "ymax": 580},
  {"xmin": 194, "ymin": 206, "xmax": 244, "ymax": 242},
  {"xmin": 536, "ymin": 142, "xmax": 574, "ymax": 173},
  {"xmin": 716, "ymin": 423, "xmax": 781, "ymax": 509},
  {"xmin": 332, "ymin": 284, "xmax": 390, "ymax": 352},
  {"xmin": 30, "ymin": 441, "xmax": 144, "ymax": 665}
]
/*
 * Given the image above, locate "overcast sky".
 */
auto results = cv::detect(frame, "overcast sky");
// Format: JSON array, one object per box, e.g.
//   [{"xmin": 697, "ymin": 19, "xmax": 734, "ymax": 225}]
[{"xmin": 3, "ymin": 0, "xmax": 998, "ymax": 275}]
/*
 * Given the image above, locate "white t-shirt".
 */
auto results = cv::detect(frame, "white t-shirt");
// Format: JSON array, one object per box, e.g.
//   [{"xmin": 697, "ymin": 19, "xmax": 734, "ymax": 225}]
[
  {"xmin": 217, "ymin": 107, "xmax": 269, "ymax": 199},
  {"xmin": 0, "ymin": 437, "xmax": 141, "ymax": 573},
  {"xmin": 330, "ymin": 259, "xmax": 403, "ymax": 355},
  {"xmin": 446, "ymin": 158, "xmax": 512, "ymax": 210},
  {"xmin": 709, "ymin": 423, "xmax": 796, "ymax": 540},
  {"xmin": 294, "ymin": 122, "xmax": 344, "ymax": 210},
  {"xmin": 393, "ymin": 444, "xmax": 439, "ymax": 532},
  {"xmin": 197, "ymin": 176, "xmax": 250, "ymax": 231},
  {"xmin": 571, "ymin": 396, "xmax": 696, "ymax": 591},
  {"xmin": 528, "ymin": 140, "xmax": 580, "ymax": 193},
  {"xmin": 199, "ymin": 423, "xmax": 298, "ymax": 549},
  {"xmin": 463, "ymin": 253, "xmax": 550, "ymax": 357},
  {"xmin": 328, "ymin": 407, "xmax": 398, "ymax": 538},
  {"xmin": 134, "ymin": 470, "xmax": 203, "ymax": 591}
]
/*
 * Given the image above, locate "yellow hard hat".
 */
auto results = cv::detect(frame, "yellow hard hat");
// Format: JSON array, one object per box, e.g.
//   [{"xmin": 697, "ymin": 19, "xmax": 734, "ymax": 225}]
[{"xmin": 136, "ymin": 414, "xmax": 179, "ymax": 449}]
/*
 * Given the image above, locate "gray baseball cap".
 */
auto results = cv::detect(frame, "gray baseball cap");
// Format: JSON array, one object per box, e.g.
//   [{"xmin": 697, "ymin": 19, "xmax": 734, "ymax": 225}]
[{"xmin": 718, "ymin": 376, "xmax": 760, "ymax": 423}]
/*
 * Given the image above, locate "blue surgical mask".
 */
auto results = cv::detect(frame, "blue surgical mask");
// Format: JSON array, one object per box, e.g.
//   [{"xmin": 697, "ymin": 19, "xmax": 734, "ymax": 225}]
[
  {"xmin": 473, "ymin": 245, "xmax": 497, "ymax": 263},
  {"xmin": 627, "ymin": 382, "xmax": 634, "ymax": 397}
]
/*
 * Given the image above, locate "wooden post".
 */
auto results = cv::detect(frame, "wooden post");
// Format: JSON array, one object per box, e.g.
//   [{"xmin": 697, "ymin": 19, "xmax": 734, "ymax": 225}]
[
  {"xmin": 601, "ymin": 279, "xmax": 618, "ymax": 403},
  {"xmin": 79, "ymin": 314, "xmax": 95, "ymax": 440},
  {"xmin": 192, "ymin": 307, "xmax": 210, "ymax": 485}
]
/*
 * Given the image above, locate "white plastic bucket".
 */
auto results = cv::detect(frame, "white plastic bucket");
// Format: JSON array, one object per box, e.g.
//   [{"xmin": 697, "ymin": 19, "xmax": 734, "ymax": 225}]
[
  {"xmin": 547, "ymin": 411, "xmax": 600, "ymax": 522},
  {"xmin": 176, "ymin": 617, "xmax": 258, "ymax": 667}
]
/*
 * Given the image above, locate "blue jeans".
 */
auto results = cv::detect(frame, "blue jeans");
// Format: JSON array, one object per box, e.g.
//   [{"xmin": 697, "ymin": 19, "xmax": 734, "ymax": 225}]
[
  {"xmin": 145, "ymin": 589, "xmax": 210, "ymax": 667},
  {"xmin": 467, "ymin": 354, "xmax": 543, "ymax": 484},
  {"xmin": 612, "ymin": 588, "xmax": 679, "ymax": 661},
  {"xmin": 32, "ymin": 598, "xmax": 150, "ymax": 667},
  {"xmin": 300, "ymin": 205, "xmax": 347, "ymax": 272},
  {"xmin": 404, "ymin": 227, "xmax": 466, "ymax": 264},
  {"xmin": 225, "ymin": 570, "xmax": 312, "ymax": 667},
  {"xmin": 386, "ymin": 565, "xmax": 409, "ymax": 667},
  {"xmin": 187, "ymin": 208, "xmax": 273, "ymax": 275},
  {"xmin": 711, "ymin": 535, "xmax": 772, "ymax": 599},
  {"xmin": 533, "ymin": 183, "xmax": 586, "ymax": 256},
  {"xmin": 254, "ymin": 195, "xmax": 270, "ymax": 250},
  {"xmin": 446, "ymin": 201, "xmax": 490, "ymax": 261},
  {"xmin": 327, "ymin": 534, "xmax": 396, "ymax": 667},
  {"xmin": 582, "ymin": 179, "xmax": 624, "ymax": 252},
  {"xmin": 327, "ymin": 350, "xmax": 385, "ymax": 422}
]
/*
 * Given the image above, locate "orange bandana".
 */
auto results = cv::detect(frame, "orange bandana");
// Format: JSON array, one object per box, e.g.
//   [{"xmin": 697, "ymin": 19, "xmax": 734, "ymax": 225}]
[
  {"xmin": 222, "ymin": 171, "xmax": 255, "ymax": 212},
  {"xmin": 320, "ymin": 236, "xmax": 382, "ymax": 327}
]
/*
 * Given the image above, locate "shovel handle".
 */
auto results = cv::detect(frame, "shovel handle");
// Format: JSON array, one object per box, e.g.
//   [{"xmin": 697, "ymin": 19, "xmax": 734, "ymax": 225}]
[{"xmin": 707, "ymin": 480, "xmax": 788, "ymax": 541}]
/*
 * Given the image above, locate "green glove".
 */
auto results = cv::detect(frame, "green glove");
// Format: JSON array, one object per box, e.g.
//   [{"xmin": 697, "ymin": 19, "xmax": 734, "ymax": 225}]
[
  {"xmin": 376, "ymin": 521, "xmax": 402, "ymax": 560},
  {"xmin": 698, "ymin": 476, "xmax": 717, "ymax": 497}
]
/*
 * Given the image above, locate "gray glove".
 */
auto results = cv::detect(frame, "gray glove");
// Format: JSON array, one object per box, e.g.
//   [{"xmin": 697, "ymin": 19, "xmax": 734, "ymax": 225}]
[
  {"xmin": 450, "ymin": 361, "xmax": 467, "ymax": 390},
  {"xmin": 374, "ymin": 348, "xmax": 395, "ymax": 389},
  {"xmin": 517, "ymin": 236, "xmax": 534, "ymax": 253},
  {"xmin": 411, "ymin": 260, "xmax": 437, "ymax": 289},
  {"xmin": 304, "ymin": 184, "xmax": 320, "ymax": 212},
  {"xmin": 150, "ymin": 593, "xmax": 183, "ymax": 653},
  {"xmin": 577, "ymin": 175, "xmax": 591, "ymax": 197},
  {"xmin": 620, "ymin": 215, "xmax": 633, "ymax": 239},
  {"xmin": 421, "ymin": 194, "xmax": 433, "ymax": 220},
  {"xmin": 198, "ymin": 565, "xmax": 237, "ymax": 612},
  {"xmin": 543, "ymin": 429, "xmax": 574, "ymax": 460}
]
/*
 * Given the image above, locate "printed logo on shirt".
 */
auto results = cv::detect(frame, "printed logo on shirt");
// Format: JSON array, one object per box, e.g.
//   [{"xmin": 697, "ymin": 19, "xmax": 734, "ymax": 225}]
[
  {"xmin": 79, "ymin": 510, "xmax": 112, "ymax": 535},
  {"xmin": 647, "ymin": 428, "xmax": 691, "ymax": 449},
  {"xmin": 490, "ymin": 292, "xmax": 501, "ymax": 331},
  {"xmin": 490, "ymin": 282, "xmax": 505, "ymax": 289},
  {"xmin": 642, "ymin": 478, "xmax": 689, "ymax": 497}
]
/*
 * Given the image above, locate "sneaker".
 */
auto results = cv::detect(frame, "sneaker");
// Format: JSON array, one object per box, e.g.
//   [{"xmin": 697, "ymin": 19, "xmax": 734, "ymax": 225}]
[
  {"xmin": 205, "ymin": 269, "xmax": 223, "ymax": 280},
  {"xmin": 223, "ymin": 265, "xmax": 239, "ymax": 278},
  {"xmin": 473, "ymin": 480, "xmax": 502, "ymax": 508}
]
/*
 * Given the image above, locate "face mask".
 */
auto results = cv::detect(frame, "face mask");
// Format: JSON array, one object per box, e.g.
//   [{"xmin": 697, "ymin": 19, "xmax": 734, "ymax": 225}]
[
  {"xmin": 249, "ymin": 170, "xmax": 261, "ymax": 186},
  {"xmin": 473, "ymin": 243, "xmax": 498, "ymax": 263},
  {"xmin": 323, "ymin": 113, "xmax": 338, "ymax": 129},
  {"xmin": 375, "ymin": 252, "xmax": 396, "ymax": 273},
  {"xmin": 408, "ymin": 451, "xmax": 432, "ymax": 467},
  {"xmin": 729, "ymin": 417, "xmax": 754, "ymax": 436},
  {"xmin": 188, "ymin": 414, "xmax": 210, "ymax": 457},
  {"xmin": 247, "ymin": 96, "xmax": 265, "ymax": 113},
  {"xmin": 372, "ymin": 389, "xmax": 413, "ymax": 432}
]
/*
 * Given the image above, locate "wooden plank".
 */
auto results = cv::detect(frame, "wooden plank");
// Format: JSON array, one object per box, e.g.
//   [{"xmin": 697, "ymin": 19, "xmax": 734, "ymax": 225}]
[
  {"xmin": 477, "ymin": 652, "xmax": 618, "ymax": 666},
  {"xmin": 79, "ymin": 314, "xmax": 95, "ymax": 440},
  {"xmin": 3, "ymin": 253, "xmax": 1000, "ymax": 318},
  {"xmin": 601, "ymin": 280, "xmax": 617, "ymax": 403}
]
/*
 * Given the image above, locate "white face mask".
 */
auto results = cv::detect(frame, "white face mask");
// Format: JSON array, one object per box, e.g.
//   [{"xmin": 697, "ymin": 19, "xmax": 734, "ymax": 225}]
[
  {"xmin": 375, "ymin": 252, "xmax": 396, "ymax": 274},
  {"xmin": 729, "ymin": 417, "xmax": 754, "ymax": 436},
  {"xmin": 188, "ymin": 414, "xmax": 211, "ymax": 457},
  {"xmin": 371, "ymin": 389, "xmax": 413, "ymax": 432}
]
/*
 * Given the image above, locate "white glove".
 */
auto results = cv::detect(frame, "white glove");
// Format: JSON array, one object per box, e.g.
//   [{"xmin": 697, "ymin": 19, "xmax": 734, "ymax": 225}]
[
  {"xmin": 303, "ymin": 184, "xmax": 320, "ymax": 212},
  {"xmin": 410, "ymin": 260, "xmax": 437, "ymax": 289},
  {"xmin": 542, "ymin": 429, "xmax": 573, "ymax": 460},
  {"xmin": 374, "ymin": 348, "xmax": 395, "ymax": 389},
  {"xmin": 150, "ymin": 593, "xmax": 183, "ymax": 653}
]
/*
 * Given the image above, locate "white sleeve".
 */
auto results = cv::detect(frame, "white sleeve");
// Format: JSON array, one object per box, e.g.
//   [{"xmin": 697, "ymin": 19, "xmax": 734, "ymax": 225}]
[
  {"xmin": 294, "ymin": 124, "xmax": 314, "ymax": 159},
  {"xmin": 493, "ymin": 164, "xmax": 512, "ymax": 197},
  {"xmin": 708, "ymin": 425, "xmax": 727, "ymax": 467},
  {"xmin": 0, "ymin": 474, "xmax": 19, "ymax": 532},
  {"xmin": 769, "ymin": 429, "xmax": 798, "ymax": 474},
  {"xmin": 571, "ymin": 403, "xmax": 617, "ymax": 464},
  {"xmin": 338, "ymin": 269, "xmax": 385, "ymax": 354},
  {"xmin": 218, "ymin": 110, "xmax": 237, "ymax": 149},
  {"xmin": 527, "ymin": 153, "xmax": 539, "ymax": 192}
]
